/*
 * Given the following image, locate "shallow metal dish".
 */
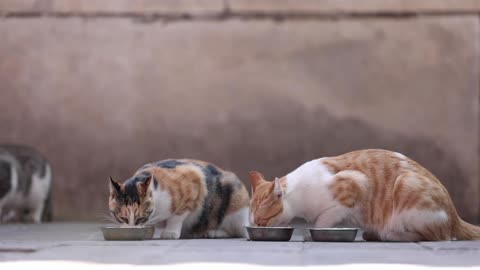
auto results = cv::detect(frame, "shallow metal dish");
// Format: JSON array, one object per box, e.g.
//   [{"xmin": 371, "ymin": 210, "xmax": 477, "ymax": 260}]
[
  {"xmin": 101, "ymin": 226, "xmax": 155, "ymax": 241},
  {"xmin": 308, "ymin": 228, "xmax": 358, "ymax": 242},
  {"xmin": 245, "ymin": 226, "xmax": 294, "ymax": 241},
  {"xmin": 144, "ymin": 226, "xmax": 155, "ymax": 239}
]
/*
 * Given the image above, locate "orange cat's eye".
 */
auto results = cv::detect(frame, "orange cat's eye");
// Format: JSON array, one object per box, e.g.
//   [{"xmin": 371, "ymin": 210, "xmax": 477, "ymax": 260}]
[{"xmin": 259, "ymin": 199, "xmax": 274, "ymax": 208}]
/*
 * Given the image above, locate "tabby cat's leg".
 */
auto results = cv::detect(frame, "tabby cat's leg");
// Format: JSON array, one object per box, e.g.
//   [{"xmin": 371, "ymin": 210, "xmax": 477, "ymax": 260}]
[{"xmin": 161, "ymin": 212, "xmax": 189, "ymax": 239}]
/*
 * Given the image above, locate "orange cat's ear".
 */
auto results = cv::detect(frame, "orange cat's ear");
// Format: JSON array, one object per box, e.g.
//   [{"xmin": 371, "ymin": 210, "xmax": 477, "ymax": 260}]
[
  {"xmin": 273, "ymin": 177, "xmax": 285, "ymax": 198},
  {"xmin": 138, "ymin": 176, "xmax": 152, "ymax": 196},
  {"xmin": 249, "ymin": 171, "xmax": 265, "ymax": 193},
  {"xmin": 109, "ymin": 176, "xmax": 121, "ymax": 194}
]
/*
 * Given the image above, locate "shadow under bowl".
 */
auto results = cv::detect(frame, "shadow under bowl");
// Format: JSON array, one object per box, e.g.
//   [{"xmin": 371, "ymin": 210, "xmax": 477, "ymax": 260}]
[
  {"xmin": 101, "ymin": 226, "xmax": 155, "ymax": 241},
  {"xmin": 245, "ymin": 226, "xmax": 294, "ymax": 241},
  {"xmin": 308, "ymin": 228, "xmax": 358, "ymax": 242}
]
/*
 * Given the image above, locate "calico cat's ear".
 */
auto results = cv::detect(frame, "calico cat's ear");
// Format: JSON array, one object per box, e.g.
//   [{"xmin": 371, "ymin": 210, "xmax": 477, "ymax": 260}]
[
  {"xmin": 109, "ymin": 176, "xmax": 121, "ymax": 194},
  {"xmin": 138, "ymin": 176, "xmax": 152, "ymax": 196},
  {"xmin": 249, "ymin": 171, "xmax": 265, "ymax": 193}
]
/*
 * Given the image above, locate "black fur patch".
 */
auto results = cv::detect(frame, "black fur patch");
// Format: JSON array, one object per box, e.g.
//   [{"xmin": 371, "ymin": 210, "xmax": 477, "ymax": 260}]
[
  {"xmin": 120, "ymin": 172, "xmax": 157, "ymax": 205},
  {"xmin": 156, "ymin": 159, "xmax": 183, "ymax": 169},
  {"xmin": 216, "ymin": 183, "xmax": 232, "ymax": 225},
  {"xmin": 0, "ymin": 161, "xmax": 12, "ymax": 199},
  {"xmin": 122, "ymin": 178, "xmax": 141, "ymax": 205},
  {"xmin": 137, "ymin": 171, "xmax": 151, "ymax": 180},
  {"xmin": 204, "ymin": 164, "xmax": 221, "ymax": 179},
  {"xmin": 192, "ymin": 174, "xmax": 216, "ymax": 232},
  {"xmin": 136, "ymin": 171, "xmax": 158, "ymax": 189},
  {"xmin": 192, "ymin": 164, "xmax": 226, "ymax": 232},
  {"xmin": 153, "ymin": 177, "xmax": 158, "ymax": 189}
]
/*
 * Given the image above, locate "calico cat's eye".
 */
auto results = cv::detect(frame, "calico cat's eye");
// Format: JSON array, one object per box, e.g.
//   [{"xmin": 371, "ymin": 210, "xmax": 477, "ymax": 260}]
[
  {"xmin": 120, "ymin": 217, "xmax": 129, "ymax": 224},
  {"xmin": 135, "ymin": 217, "xmax": 148, "ymax": 225}
]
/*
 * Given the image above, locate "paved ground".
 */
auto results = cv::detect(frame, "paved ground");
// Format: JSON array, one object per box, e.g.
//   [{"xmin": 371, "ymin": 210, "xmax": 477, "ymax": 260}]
[{"xmin": 0, "ymin": 223, "xmax": 479, "ymax": 269}]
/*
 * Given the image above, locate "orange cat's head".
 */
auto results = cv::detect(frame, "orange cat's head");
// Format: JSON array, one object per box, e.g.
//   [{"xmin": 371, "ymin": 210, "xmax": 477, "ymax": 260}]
[
  {"xmin": 108, "ymin": 175, "xmax": 154, "ymax": 226},
  {"xmin": 249, "ymin": 171, "xmax": 287, "ymax": 227}
]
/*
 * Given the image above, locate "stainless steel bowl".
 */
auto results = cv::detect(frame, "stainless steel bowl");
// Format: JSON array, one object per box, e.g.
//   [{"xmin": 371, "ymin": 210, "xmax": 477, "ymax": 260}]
[
  {"xmin": 308, "ymin": 228, "xmax": 358, "ymax": 242},
  {"xmin": 144, "ymin": 226, "xmax": 155, "ymax": 239},
  {"xmin": 245, "ymin": 226, "xmax": 294, "ymax": 241},
  {"xmin": 101, "ymin": 226, "xmax": 155, "ymax": 241}
]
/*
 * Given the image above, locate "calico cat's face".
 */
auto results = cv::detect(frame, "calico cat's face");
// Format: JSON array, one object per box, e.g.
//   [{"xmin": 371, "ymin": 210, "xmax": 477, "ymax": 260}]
[
  {"xmin": 248, "ymin": 171, "xmax": 286, "ymax": 227},
  {"xmin": 108, "ymin": 176, "xmax": 154, "ymax": 226}
]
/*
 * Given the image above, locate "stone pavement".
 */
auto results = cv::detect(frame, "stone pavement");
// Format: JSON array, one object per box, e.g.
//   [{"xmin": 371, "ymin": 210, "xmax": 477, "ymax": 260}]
[{"xmin": 0, "ymin": 223, "xmax": 479, "ymax": 269}]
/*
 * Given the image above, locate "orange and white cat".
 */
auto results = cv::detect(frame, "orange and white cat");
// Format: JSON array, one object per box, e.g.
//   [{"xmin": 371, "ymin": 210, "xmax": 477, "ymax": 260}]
[
  {"xmin": 109, "ymin": 159, "xmax": 249, "ymax": 239},
  {"xmin": 249, "ymin": 149, "xmax": 480, "ymax": 241}
]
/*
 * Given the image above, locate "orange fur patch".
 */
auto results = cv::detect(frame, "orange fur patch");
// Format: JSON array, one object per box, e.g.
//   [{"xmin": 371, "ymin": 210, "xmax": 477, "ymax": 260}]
[{"xmin": 249, "ymin": 176, "xmax": 284, "ymax": 227}]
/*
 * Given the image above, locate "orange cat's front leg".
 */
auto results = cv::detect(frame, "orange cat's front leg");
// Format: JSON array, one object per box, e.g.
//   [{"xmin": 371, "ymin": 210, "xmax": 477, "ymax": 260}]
[{"xmin": 314, "ymin": 205, "xmax": 350, "ymax": 228}]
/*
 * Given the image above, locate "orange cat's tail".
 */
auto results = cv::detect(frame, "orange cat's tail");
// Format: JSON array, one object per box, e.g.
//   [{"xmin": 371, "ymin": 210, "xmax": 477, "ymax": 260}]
[{"xmin": 455, "ymin": 219, "xmax": 480, "ymax": 240}]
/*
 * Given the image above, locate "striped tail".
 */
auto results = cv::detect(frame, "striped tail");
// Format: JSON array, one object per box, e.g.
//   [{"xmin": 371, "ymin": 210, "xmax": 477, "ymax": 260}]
[{"xmin": 455, "ymin": 218, "xmax": 480, "ymax": 240}]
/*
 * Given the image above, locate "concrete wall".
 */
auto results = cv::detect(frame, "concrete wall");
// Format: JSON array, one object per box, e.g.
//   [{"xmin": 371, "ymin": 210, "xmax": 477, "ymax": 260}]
[{"xmin": 0, "ymin": 0, "xmax": 479, "ymax": 222}]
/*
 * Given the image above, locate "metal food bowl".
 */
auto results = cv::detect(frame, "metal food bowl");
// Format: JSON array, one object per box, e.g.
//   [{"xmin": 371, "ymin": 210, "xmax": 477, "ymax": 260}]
[
  {"xmin": 308, "ymin": 228, "xmax": 358, "ymax": 242},
  {"xmin": 101, "ymin": 226, "xmax": 155, "ymax": 241},
  {"xmin": 144, "ymin": 226, "xmax": 155, "ymax": 239},
  {"xmin": 245, "ymin": 226, "xmax": 294, "ymax": 241}
]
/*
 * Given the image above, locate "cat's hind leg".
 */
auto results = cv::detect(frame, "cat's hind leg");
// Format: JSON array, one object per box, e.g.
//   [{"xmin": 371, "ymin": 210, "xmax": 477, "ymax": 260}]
[
  {"xmin": 218, "ymin": 207, "xmax": 249, "ymax": 238},
  {"xmin": 385, "ymin": 172, "xmax": 453, "ymax": 241}
]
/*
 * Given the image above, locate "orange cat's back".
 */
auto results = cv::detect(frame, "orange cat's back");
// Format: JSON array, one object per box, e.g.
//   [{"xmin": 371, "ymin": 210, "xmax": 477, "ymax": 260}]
[{"xmin": 323, "ymin": 149, "xmax": 468, "ymax": 240}]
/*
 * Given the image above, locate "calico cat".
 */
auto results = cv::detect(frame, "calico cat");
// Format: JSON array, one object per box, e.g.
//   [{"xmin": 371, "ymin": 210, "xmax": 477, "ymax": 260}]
[
  {"xmin": 249, "ymin": 149, "xmax": 480, "ymax": 241},
  {"xmin": 109, "ymin": 159, "xmax": 249, "ymax": 239},
  {"xmin": 0, "ymin": 145, "xmax": 53, "ymax": 223}
]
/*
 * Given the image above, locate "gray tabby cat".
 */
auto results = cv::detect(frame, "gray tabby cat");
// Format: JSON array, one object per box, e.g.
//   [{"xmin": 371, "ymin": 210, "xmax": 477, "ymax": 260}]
[{"xmin": 0, "ymin": 145, "xmax": 52, "ymax": 223}]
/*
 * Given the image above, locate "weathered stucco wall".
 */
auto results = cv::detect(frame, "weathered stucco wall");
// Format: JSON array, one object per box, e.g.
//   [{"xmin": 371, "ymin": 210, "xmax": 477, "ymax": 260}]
[{"xmin": 0, "ymin": 1, "xmax": 479, "ymax": 222}]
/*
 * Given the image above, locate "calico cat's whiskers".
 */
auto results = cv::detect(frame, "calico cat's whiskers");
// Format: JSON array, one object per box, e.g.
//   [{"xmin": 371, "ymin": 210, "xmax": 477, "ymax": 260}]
[
  {"xmin": 95, "ymin": 213, "xmax": 120, "ymax": 225},
  {"xmin": 144, "ymin": 214, "xmax": 163, "ymax": 226}
]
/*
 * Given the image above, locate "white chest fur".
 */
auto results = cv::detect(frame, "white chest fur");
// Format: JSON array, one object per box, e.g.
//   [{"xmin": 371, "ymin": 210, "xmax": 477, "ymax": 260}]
[
  {"xmin": 282, "ymin": 159, "xmax": 338, "ymax": 223},
  {"xmin": 152, "ymin": 187, "xmax": 173, "ymax": 222}
]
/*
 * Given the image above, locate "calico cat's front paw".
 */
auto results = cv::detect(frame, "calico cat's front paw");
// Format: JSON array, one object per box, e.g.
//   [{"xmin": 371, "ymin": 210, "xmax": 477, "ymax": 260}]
[{"xmin": 161, "ymin": 231, "xmax": 180, "ymax": 239}]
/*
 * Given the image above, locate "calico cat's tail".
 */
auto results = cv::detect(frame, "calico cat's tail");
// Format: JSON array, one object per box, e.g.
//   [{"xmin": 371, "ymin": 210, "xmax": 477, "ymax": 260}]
[{"xmin": 455, "ymin": 219, "xmax": 480, "ymax": 240}]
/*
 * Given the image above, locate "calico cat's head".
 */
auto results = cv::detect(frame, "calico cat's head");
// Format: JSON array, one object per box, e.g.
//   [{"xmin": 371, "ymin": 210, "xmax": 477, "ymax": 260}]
[
  {"xmin": 249, "ymin": 171, "xmax": 287, "ymax": 227},
  {"xmin": 108, "ymin": 176, "xmax": 154, "ymax": 226}
]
